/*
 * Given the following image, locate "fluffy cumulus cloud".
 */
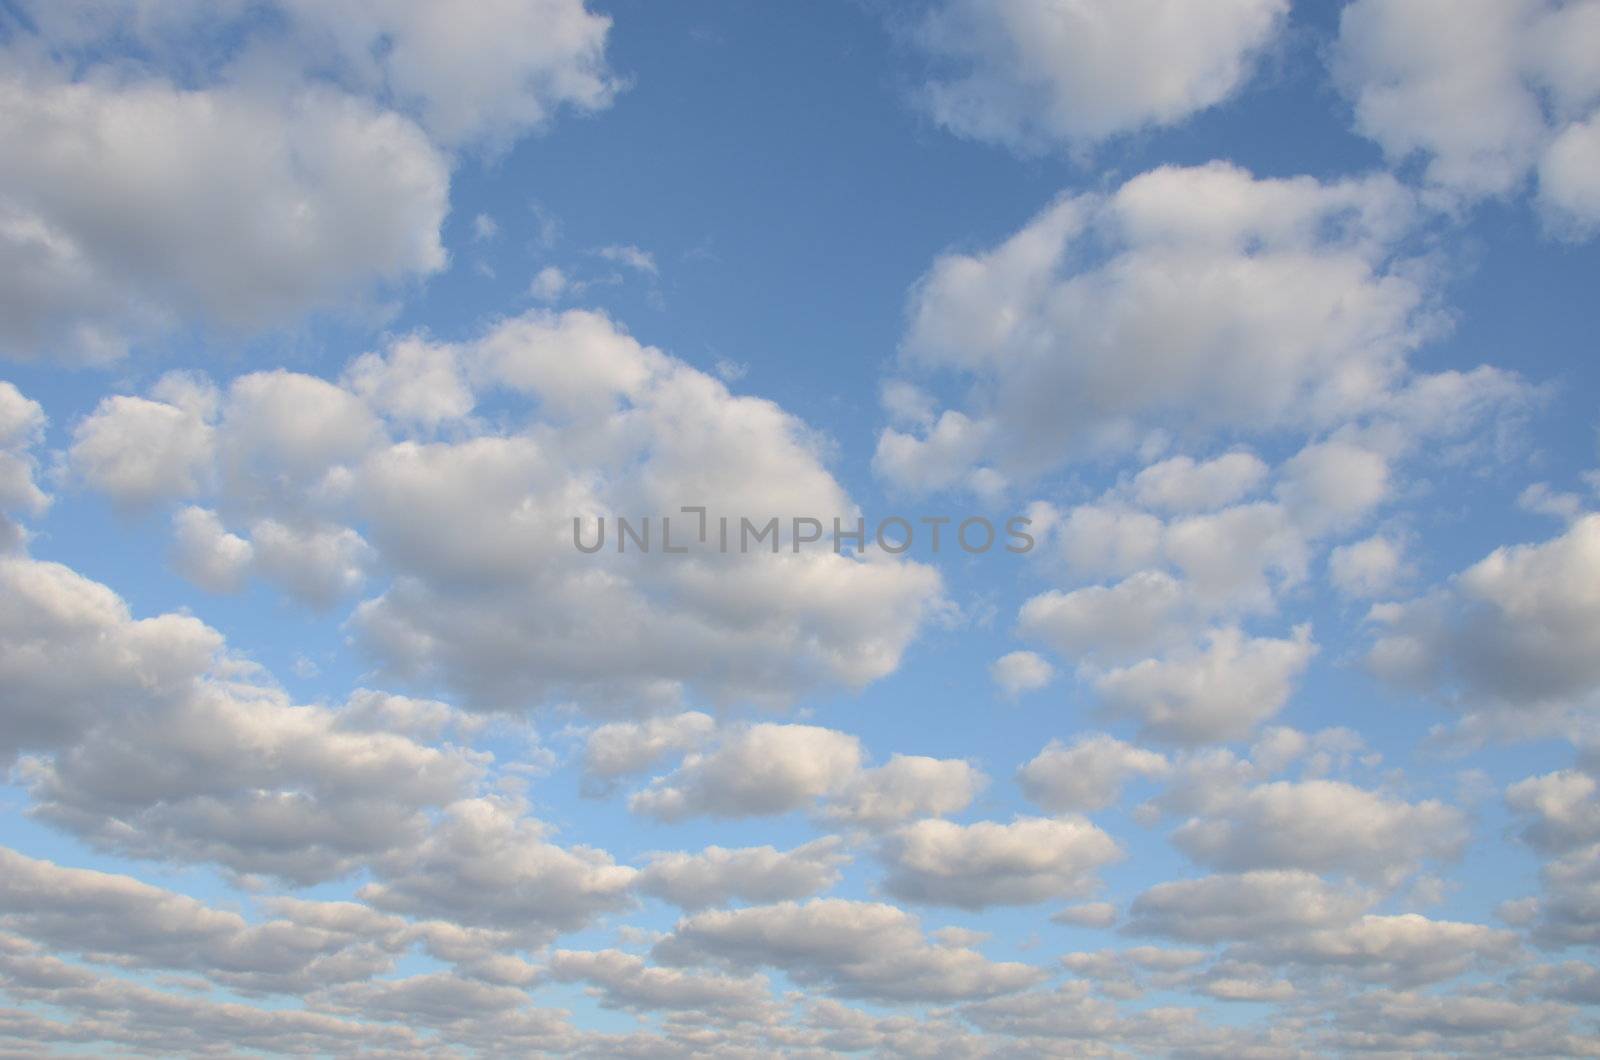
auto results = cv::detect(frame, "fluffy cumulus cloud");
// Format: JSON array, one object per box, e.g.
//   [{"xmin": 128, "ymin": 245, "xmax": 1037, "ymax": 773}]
[
  {"xmin": 877, "ymin": 163, "xmax": 1443, "ymax": 488},
  {"xmin": 64, "ymin": 310, "xmax": 946, "ymax": 713},
  {"xmin": 822, "ymin": 754, "xmax": 987, "ymax": 830},
  {"xmin": 0, "ymin": 848, "xmax": 418, "ymax": 995},
  {"xmin": 1335, "ymin": 0, "xmax": 1600, "ymax": 236},
  {"xmin": 5, "ymin": 3, "xmax": 1598, "ymax": 1054},
  {"xmin": 1240, "ymin": 913, "xmax": 1520, "ymax": 988},
  {"xmin": 911, "ymin": 0, "xmax": 1287, "ymax": 153},
  {"xmin": 580, "ymin": 711, "xmax": 717, "ymax": 784},
  {"xmin": 0, "ymin": 0, "xmax": 616, "ymax": 362},
  {"xmin": 876, "ymin": 816, "xmax": 1122, "ymax": 909},
  {"xmin": 636, "ymin": 838, "xmax": 849, "ymax": 911},
  {"xmin": 357, "ymin": 796, "xmax": 636, "ymax": 944},
  {"xmin": 1368, "ymin": 513, "xmax": 1600, "ymax": 737},
  {"xmin": 1017, "ymin": 734, "xmax": 1169, "ymax": 813},
  {"xmin": 1126, "ymin": 870, "xmax": 1375, "ymax": 943},
  {"xmin": 0, "ymin": 551, "xmax": 488, "ymax": 883},
  {"xmin": 545, "ymin": 948, "xmax": 774, "ymax": 1016},
  {"xmin": 652, "ymin": 898, "xmax": 1046, "ymax": 1002},
  {"xmin": 1170, "ymin": 778, "xmax": 1469, "ymax": 885},
  {"xmin": 628, "ymin": 723, "xmax": 865, "ymax": 820},
  {"xmin": 989, "ymin": 649, "xmax": 1056, "ymax": 696},
  {"xmin": 1330, "ymin": 533, "xmax": 1409, "ymax": 598},
  {"xmin": 1095, "ymin": 624, "xmax": 1317, "ymax": 745}
]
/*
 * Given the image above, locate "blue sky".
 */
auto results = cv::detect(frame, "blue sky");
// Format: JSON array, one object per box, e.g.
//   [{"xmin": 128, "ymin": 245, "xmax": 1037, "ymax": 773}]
[{"xmin": 2, "ymin": 0, "xmax": 1600, "ymax": 1055}]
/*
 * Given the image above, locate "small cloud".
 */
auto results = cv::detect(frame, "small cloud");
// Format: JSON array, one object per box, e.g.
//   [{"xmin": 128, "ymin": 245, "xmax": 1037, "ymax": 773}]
[
  {"xmin": 1052, "ymin": 902, "xmax": 1117, "ymax": 929},
  {"xmin": 990, "ymin": 650, "xmax": 1055, "ymax": 697},
  {"xmin": 530, "ymin": 202, "xmax": 562, "ymax": 248},
  {"xmin": 472, "ymin": 213, "xmax": 499, "ymax": 241},
  {"xmin": 714, "ymin": 358, "xmax": 748, "ymax": 383},
  {"xmin": 595, "ymin": 244, "xmax": 657, "ymax": 275},
  {"xmin": 529, "ymin": 266, "xmax": 569, "ymax": 302}
]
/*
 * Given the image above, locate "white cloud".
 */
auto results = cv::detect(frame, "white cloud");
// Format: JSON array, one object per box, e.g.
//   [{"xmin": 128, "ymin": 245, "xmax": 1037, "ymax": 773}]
[
  {"xmin": 1334, "ymin": 0, "xmax": 1600, "ymax": 236},
  {"xmin": 630, "ymin": 724, "xmax": 864, "ymax": 821},
  {"xmin": 911, "ymin": 0, "xmax": 1287, "ymax": 152},
  {"xmin": 0, "ymin": 381, "xmax": 49, "ymax": 545},
  {"xmin": 67, "ymin": 310, "xmax": 946, "ymax": 715},
  {"xmin": 546, "ymin": 949, "xmax": 772, "ymax": 1015},
  {"xmin": 530, "ymin": 265, "xmax": 570, "ymax": 302},
  {"xmin": 1019, "ymin": 571, "xmax": 1190, "ymax": 666},
  {"xmin": 1095, "ymin": 625, "xmax": 1317, "ymax": 744},
  {"xmin": 69, "ymin": 381, "xmax": 216, "ymax": 507},
  {"xmin": 636, "ymin": 838, "xmax": 849, "ymax": 911},
  {"xmin": 1241, "ymin": 913, "xmax": 1519, "ymax": 987},
  {"xmin": 878, "ymin": 163, "xmax": 1436, "ymax": 488},
  {"xmin": 876, "ymin": 816, "xmax": 1121, "ymax": 909},
  {"xmin": 1275, "ymin": 440, "xmax": 1391, "ymax": 536},
  {"xmin": 1, "ymin": 550, "xmax": 487, "ymax": 883},
  {"xmin": 359, "ymin": 796, "xmax": 636, "ymax": 943},
  {"xmin": 249, "ymin": 518, "xmax": 373, "ymax": 609},
  {"xmin": 1541, "ymin": 114, "xmax": 1600, "ymax": 236},
  {"xmin": 1368, "ymin": 514, "xmax": 1600, "ymax": 737},
  {"xmin": 170, "ymin": 506, "xmax": 254, "ymax": 593},
  {"xmin": 822, "ymin": 754, "xmax": 986, "ymax": 830},
  {"xmin": 1017, "ymin": 734, "xmax": 1169, "ymax": 813},
  {"xmin": 596, "ymin": 244, "xmax": 658, "ymax": 275},
  {"xmin": 0, "ymin": 847, "xmax": 412, "ymax": 994},
  {"xmin": 653, "ymin": 898, "xmax": 1046, "ymax": 1002},
  {"xmin": 343, "ymin": 335, "xmax": 474, "ymax": 429},
  {"xmin": 0, "ymin": 552, "xmax": 220, "ymax": 762},
  {"xmin": 1052, "ymin": 902, "xmax": 1118, "ymax": 929},
  {"xmin": 1132, "ymin": 452, "xmax": 1268, "ymax": 513},
  {"xmin": 0, "ymin": 0, "xmax": 619, "ymax": 362},
  {"xmin": 989, "ymin": 650, "xmax": 1055, "ymax": 696},
  {"xmin": 276, "ymin": 0, "xmax": 618, "ymax": 149},
  {"xmin": 1127, "ymin": 870, "xmax": 1373, "ymax": 943},
  {"xmin": 1329, "ymin": 534, "xmax": 1407, "ymax": 598},
  {"xmin": 1171, "ymin": 779, "xmax": 1469, "ymax": 885},
  {"xmin": 0, "ymin": 77, "xmax": 448, "ymax": 363},
  {"xmin": 582, "ymin": 712, "xmax": 717, "ymax": 783},
  {"xmin": 1507, "ymin": 769, "xmax": 1600, "ymax": 854}
]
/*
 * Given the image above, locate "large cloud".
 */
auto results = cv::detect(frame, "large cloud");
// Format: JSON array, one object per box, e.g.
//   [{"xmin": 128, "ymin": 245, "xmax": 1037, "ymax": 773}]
[
  {"xmin": 652, "ymin": 898, "xmax": 1046, "ymax": 1002},
  {"xmin": 628, "ymin": 724, "xmax": 865, "ymax": 821},
  {"xmin": 0, "ymin": 0, "xmax": 617, "ymax": 362},
  {"xmin": 1126, "ymin": 870, "xmax": 1374, "ymax": 943},
  {"xmin": 0, "ymin": 76, "xmax": 448, "ymax": 363},
  {"xmin": 1017, "ymin": 734, "xmax": 1169, "ymax": 813},
  {"xmin": 1170, "ymin": 778, "xmax": 1468, "ymax": 885},
  {"xmin": 1094, "ymin": 624, "xmax": 1317, "ymax": 745},
  {"xmin": 0, "ymin": 549, "xmax": 490, "ymax": 883},
  {"xmin": 910, "ymin": 0, "xmax": 1286, "ymax": 153},
  {"xmin": 636, "ymin": 838, "xmax": 849, "ymax": 911},
  {"xmin": 876, "ymin": 816, "xmax": 1122, "ymax": 909},
  {"xmin": 1367, "ymin": 513, "xmax": 1600, "ymax": 738},
  {"xmin": 357, "ymin": 796, "xmax": 636, "ymax": 944},
  {"xmin": 877, "ymin": 163, "xmax": 1436, "ymax": 489},
  {"xmin": 1334, "ymin": 0, "xmax": 1600, "ymax": 236},
  {"xmin": 66, "ymin": 311, "xmax": 947, "ymax": 714},
  {"xmin": 0, "ymin": 848, "xmax": 415, "ymax": 995}
]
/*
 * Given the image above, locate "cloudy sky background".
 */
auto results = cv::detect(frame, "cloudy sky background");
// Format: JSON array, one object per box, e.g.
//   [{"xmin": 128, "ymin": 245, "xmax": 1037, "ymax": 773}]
[{"xmin": 3, "ymin": 0, "xmax": 1600, "ymax": 1055}]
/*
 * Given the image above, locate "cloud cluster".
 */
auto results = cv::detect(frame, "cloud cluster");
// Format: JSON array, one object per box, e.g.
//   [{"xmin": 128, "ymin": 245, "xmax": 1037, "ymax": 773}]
[
  {"xmin": 1368, "ymin": 513, "xmax": 1600, "ymax": 738},
  {"xmin": 66, "ymin": 310, "xmax": 947, "ymax": 714},
  {"xmin": 0, "ymin": 0, "xmax": 616, "ymax": 362},
  {"xmin": 877, "ymin": 163, "xmax": 1443, "ymax": 489},
  {"xmin": 1335, "ymin": 0, "xmax": 1600, "ymax": 236},
  {"xmin": 626, "ymin": 720, "xmax": 983, "ymax": 829},
  {"xmin": 911, "ymin": 0, "xmax": 1287, "ymax": 153}
]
